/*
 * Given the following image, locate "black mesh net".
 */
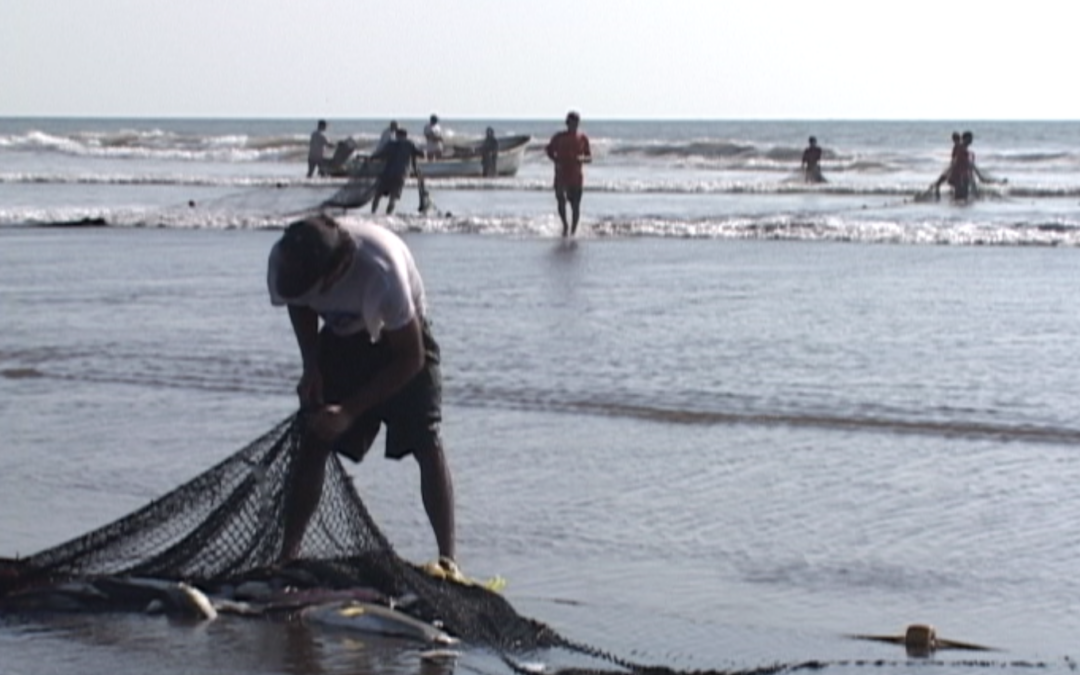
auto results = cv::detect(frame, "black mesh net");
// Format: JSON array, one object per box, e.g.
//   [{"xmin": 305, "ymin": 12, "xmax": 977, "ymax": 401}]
[
  {"xmin": 5, "ymin": 416, "xmax": 547, "ymax": 646},
  {"xmin": 0, "ymin": 415, "xmax": 1046, "ymax": 675},
  {"xmin": 321, "ymin": 160, "xmax": 433, "ymax": 214},
  {"xmin": 0, "ymin": 414, "xmax": 646, "ymax": 673},
  {"xmin": 322, "ymin": 173, "xmax": 380, "ymax": 211}
]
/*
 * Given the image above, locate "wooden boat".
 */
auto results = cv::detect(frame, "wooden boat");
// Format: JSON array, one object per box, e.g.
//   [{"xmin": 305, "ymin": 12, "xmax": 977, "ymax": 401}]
[{"xmin": 328, "ymin": 134, "xmax": 531, "ymax": 179}]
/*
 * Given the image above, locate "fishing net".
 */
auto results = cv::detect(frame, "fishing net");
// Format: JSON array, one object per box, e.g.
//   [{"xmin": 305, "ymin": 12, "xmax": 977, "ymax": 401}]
[
  {"xmin": 322, "ymin": 169, "xmax": 380, "ymax": 211},
  {"xmin": 1, "ymin": 416, "xmax": 1055, "ymax": 675},
  {"xmin": 321, "ymin": 158, "xmax": 434, "ymax": 214},
  {"xmin": 0, "ymin": 414, "xmax": 667, "ymax": 674},
  {"xmin": 4, "ymin": 416, "xmax": 538, "ymax": 643}
]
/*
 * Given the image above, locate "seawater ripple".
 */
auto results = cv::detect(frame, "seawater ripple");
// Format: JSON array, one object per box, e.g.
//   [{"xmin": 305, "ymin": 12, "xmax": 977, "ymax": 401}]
[
  {"xmin": 457, "ymin": 386, "xmax": 1080, "ymax": 446},
  {"xmin": 7, "ymin": 352, "xmax": 1079, "ymax": 446}
]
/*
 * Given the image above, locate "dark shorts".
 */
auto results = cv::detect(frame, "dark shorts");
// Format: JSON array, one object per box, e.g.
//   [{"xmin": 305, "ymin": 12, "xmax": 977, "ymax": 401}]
[
  {"xmin": 379, "ymin": 175, "xmax": 405, "ymax": 198},
  {"xmin": 554, "ymin": 183, "xmax": 583, "ymax": 204},
  {"xmin": 950, "ymin": 173, "xmax": 971, "ymax": 200},
  {"xmin": 319, "ymin": 320, "xmax": 442, "ymax": 462}
]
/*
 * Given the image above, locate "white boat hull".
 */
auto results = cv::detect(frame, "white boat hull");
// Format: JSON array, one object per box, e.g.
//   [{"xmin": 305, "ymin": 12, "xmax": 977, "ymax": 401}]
[{"xmin": 333, "ymin": 134, "xmax": 531, "ymax": 179}]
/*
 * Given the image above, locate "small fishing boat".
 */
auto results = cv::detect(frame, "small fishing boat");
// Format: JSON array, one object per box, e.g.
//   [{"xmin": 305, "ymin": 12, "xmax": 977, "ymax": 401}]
[{"xmin": 329, "ymin": 134, "xmax": 531, "ymax": 179}]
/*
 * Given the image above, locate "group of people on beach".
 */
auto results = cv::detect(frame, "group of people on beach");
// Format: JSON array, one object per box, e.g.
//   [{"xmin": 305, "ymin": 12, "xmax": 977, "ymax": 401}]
[
  {"xmin": 307, "ymin": 116, "xmax": 443, "ymax": 215},
  {"xmin": 317, "ymin": 116, "xmax": 999, "ymax": 246},
  {"xmin": 308, "ymin": 118, "xmax": 428, "ymax": 215},
  {"xmin": 308, "ymin": 117, "xmax": 450, "ymax": 178},
  {"xmin": 307, "ymin": 112, "xmax": 593, "ymax": 235},
  {"xmin": 308, "ymin": 115, "xmax": 509, "ymax": 215}
]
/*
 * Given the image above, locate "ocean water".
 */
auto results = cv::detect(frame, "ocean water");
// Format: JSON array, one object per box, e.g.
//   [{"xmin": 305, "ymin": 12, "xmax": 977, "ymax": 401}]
[
  {"xmin": 2, "ymin": 117, "xmax": 1080, "ymax": 241},
  {"xmin": 2, "ymin": 119, "xmax": 1080, "ymax": 675}
]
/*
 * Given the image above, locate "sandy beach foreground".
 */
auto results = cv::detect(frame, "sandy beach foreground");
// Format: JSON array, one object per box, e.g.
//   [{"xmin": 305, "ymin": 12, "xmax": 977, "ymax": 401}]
[{"xmin": 2, "ymin": 226, "xmax": 1079, "ymax": 674}]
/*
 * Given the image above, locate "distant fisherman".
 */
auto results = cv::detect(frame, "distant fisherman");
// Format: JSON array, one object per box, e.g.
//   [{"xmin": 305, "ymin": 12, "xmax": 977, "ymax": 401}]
[
  {"xmin": 423, "ymin": 114, "xmax": 445, "ymax": 161},
  {"xmin": 481, "ymin": 127, "xmax": 499, "ymax": 178},
  {"xmin": 801, "ymin": 136, "xmax": 825, "ymax": 183},
  {"xmin": 371, "ymin": 128, "xmax": 424, "ymax": 215},
  {"xmin": 307, "ymin": 120, "xmax": 333, "ymax": 178},
  {"xmin": 545, "ymin": 111, "xmax": 592, "ymax": 237},
  {"xmin": 948, "ymin": 131, "xmax": 998, "ymax": 201},
  {"xmin": 931, "ymin": 132, "xmax": 963, "ymax": 197}
]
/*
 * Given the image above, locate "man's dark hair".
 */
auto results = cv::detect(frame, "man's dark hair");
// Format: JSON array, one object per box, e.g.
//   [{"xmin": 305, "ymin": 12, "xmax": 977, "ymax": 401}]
[{"xmin": 274, "ymin": 215, "xmax": 351, "ymax": 298}]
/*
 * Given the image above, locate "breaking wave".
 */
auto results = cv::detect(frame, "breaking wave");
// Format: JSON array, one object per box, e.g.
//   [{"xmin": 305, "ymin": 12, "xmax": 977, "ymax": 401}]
[{"xmin": 5, "ymin": 171, "xmax": 1080, "ymax": 198}]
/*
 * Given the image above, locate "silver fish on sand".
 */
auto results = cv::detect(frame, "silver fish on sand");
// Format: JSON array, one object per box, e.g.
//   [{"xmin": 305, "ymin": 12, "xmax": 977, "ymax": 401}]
[{"xmin": 301, "ymin": 600, "xmax": 458, "ymax": 645}]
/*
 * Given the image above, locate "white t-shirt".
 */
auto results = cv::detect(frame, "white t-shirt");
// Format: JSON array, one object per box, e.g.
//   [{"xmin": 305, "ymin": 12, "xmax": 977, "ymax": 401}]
[
  {"xmin": 423, "ymin": 122, "xmax": 444, "ymax": 153},
  {"xmin": 268, "ymin": 222, "xmax": 427, "ymax": 341}
]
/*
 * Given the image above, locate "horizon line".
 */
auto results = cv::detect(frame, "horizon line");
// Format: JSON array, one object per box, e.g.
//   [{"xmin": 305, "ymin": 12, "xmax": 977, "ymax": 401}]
[{"xmin": 1, "ymin": 114, "xmax": 1077, "ymax": 123}]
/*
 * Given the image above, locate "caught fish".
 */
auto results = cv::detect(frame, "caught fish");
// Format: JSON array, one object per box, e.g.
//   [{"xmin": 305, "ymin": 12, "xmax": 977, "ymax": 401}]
[
  {"xmin": 207, "ymin": 597, "xmax": 261, "ymax": 616},
  {"xmin": 177, "ymin": 582, "xmax": 217, "ymax": 621},
  {"xmin": 93, "ymin": 577, "xmax": 218, "ymax": 620},
  {"xmin": 419, "ymin": 648, "xmax": 461, "ymax": 663},
  {"xmin": 1, "ymin": 576, "xmax": 218, "ymax": 620},
  {"xmin": 301, "ymin": 600, "xmax": 458, "ymax": 645}
]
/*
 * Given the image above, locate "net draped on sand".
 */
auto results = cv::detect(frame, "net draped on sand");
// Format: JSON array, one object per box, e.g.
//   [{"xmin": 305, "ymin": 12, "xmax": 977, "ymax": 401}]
[
  {"xmin": 0, "ymin": 414, "xmax": 696, "ymax": 674},
  {"xmin": 8, "ymin": 416, "xmax": 553, "ymax": 647},
  {"xmin": 0, "ymin": 416, "xmax": 1058, "ymax": 675}
]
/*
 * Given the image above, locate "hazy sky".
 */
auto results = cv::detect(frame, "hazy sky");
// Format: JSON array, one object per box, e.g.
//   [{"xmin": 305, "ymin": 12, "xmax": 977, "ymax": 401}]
[{"xmin": 3, "ymin": 0, "xmax": 1074, "ymax": 120}]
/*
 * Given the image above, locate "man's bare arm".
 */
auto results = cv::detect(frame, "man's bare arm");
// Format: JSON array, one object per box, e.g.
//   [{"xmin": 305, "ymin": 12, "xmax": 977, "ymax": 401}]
[{"xmin": 288, "ymin": 304, "xmax": 320, "ymax": 370}]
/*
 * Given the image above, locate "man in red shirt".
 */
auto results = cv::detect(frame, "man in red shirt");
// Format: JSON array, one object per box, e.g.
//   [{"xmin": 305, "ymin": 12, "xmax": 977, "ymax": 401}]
[{"xmin": 545, "ymin": 111, "xmax": 592, "ymax": 237}]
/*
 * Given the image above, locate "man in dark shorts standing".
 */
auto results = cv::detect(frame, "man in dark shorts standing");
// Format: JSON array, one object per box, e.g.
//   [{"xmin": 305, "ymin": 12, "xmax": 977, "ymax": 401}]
[
  {"xmin": 801, "ymin": 136, "xmax": 825, "ymax": 183},
  {"xmin": 267, "ymin": 215, "xmax": 459, "ymax": 577},
  {"xmin": 545, "ymin": 111, "xmax": 592, "ymax": 237},
  {"xmin": 371, "ymin": 128, "xmax": 423, "ymax": 215}
]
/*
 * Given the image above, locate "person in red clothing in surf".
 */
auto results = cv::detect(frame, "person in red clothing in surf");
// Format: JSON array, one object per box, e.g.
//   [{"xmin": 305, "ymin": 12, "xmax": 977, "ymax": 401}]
[{"xmin": 545, "ymin": 111, "xmax": 592, "ymax": 237}]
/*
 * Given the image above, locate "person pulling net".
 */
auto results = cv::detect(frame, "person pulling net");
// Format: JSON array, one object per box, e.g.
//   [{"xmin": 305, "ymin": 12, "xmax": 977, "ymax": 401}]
[
  {"xmin": 266, "ymin": 215, "xmax": 456, "ymax": 574},
  {"xmin": 0, "ymin": 414, "xmax": 557, "ymax": 653},
  {"xmin": 918, "ymin": 130, "xmax": 1008, "ymax": 203},
  {"xmin": 322, "ymin": 128, "xmax": 434, "ymax": 215}
]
